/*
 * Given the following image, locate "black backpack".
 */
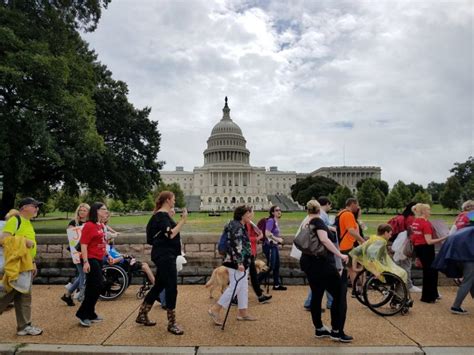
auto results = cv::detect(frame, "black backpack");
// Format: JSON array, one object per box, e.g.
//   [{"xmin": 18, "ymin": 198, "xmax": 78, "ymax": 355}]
[{"xmin": 334, "ymin": 210, "xmax": 351, "ymax": 242}]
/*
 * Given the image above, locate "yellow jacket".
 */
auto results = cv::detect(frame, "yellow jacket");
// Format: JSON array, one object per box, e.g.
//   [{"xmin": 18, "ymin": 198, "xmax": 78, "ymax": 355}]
[{"xmin": 1, "ymin": 235, "xmax": 34, "ymax": 293}]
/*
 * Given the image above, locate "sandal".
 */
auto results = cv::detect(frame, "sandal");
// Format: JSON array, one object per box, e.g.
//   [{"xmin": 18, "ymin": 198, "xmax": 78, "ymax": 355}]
[
  {"xmin": 167, "ymin": 323, "xmax": 184, "ymax": 335},
  {"xmin": 208, "ymin": 309, "xmax": 223, "ymax": 326}
]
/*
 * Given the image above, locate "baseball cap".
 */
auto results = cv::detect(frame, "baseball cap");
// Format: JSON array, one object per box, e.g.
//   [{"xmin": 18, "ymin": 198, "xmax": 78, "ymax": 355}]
[{"xmin": 18, "ymin": 197, "xmax": 44, "ymax": 209}]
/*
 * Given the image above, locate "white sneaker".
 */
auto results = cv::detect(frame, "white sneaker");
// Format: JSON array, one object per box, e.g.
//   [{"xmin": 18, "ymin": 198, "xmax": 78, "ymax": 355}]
[
  {"xmin": 17, "ymin": 325, "xmax": 43, "ymax": 336},
  {"xmin": 409, "ymin": 286, "xmax": 422, "ymax": 293},
  {"xmin": 64, "ymin": 283, "xmax": 72, "ymax": 291}
]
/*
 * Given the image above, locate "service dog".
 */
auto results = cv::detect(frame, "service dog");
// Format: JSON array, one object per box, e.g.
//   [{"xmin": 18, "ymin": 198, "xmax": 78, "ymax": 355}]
[{"xmin": 205, "ymin": 259, "xmax": 269, "ymax": 298}]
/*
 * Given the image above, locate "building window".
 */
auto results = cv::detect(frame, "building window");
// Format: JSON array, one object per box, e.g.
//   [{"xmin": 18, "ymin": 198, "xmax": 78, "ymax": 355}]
[
  {"xmin": 224, "ymin": 197, "xmax": 228, "ymax": 203},
  {"xmin": 208, "ymin": 197, "xmax": 212, "ymax": 203},
  {"xmin": 247, "ymin": 197, "xmax": 251, "ymax": 203}
]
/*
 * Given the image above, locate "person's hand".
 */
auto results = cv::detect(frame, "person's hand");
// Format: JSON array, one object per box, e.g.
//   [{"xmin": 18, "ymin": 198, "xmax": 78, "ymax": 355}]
[
  {"xmin": 108, "ymin": 256, "xmax": 114, "ymax": 265},
  {"xmin": 340, "ymin": 254, "xmax": 349, "ymax": 264},
  {"xmin": 83, "ymin": 261, "xmax": 90, "ymax": 273},
  {"xmin": 181, "ymin": 208, "xmax": 188, "ymax": 221},
  {"xmin": 25, "ymin": 239, "xmax": 34, "ymax": 248},
  {"xmin": 238, "ymin": 264, "xmax": 245, "ymax": 272}
]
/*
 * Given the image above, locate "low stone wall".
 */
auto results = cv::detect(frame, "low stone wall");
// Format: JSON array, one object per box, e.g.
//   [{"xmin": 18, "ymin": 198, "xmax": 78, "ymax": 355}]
[{"xmin": 34, "ymin": 233, "xmax": 444, "ymax": 286}]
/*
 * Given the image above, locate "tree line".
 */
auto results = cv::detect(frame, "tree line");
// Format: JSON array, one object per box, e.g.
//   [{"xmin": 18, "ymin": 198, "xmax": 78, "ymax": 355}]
[{"xmin": 291, "ymin": 157, "xmax": 473, "ymax": 212}]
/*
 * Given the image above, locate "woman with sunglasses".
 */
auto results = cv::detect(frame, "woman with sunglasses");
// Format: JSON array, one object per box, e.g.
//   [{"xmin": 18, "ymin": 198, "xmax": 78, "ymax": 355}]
[{"xmin": 262, "ymin": 205, "xmax": 286, "ymax": 290}]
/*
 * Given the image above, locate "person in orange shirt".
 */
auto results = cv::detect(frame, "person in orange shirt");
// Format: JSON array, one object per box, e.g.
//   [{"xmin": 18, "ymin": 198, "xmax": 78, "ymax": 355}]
[{"xmin": 337, "ymin": 198, "xmax": 365, "ymax": 295}]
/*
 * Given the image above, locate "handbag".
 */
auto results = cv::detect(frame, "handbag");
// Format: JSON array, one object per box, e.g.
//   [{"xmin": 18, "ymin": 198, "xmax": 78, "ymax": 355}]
[{"xmin": 293, "ymin": 223, "xmax": 326, "ymax": 257}]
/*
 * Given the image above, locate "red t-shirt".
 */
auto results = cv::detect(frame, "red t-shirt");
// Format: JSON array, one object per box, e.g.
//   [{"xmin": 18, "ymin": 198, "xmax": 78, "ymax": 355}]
[
  {"xmin": 410, "ymin": 218, "xmax": 433, "ymax": 246},
  {"xmin": 80, "ymin": 221, "xmax": 106, "ymax": 260},
  {"xmin": 246, "ymin": 223, "xmax": 258, "ymax": 257},
  {"xmin": 454, "ymin": 212, "xmax": 470, "ymax": 230}
]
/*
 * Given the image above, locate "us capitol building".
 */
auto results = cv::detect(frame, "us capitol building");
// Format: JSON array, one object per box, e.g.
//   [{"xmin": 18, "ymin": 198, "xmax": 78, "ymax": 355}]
[{"xmin": 161, "ymin": 98, "xmax": 381, "ymax": 211}]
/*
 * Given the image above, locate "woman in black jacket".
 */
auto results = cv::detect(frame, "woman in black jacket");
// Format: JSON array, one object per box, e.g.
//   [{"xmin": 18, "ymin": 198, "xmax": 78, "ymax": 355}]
[
  {"xmin": 135, "ymin": 191, "xmax": 187, "ymax": 335},
  {"xmin": 208, "ymin": 205, "xmax": 256, "ymax": 325}
]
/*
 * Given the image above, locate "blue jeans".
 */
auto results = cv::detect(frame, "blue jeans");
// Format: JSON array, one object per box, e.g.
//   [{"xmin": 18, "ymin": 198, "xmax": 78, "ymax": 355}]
[
  {"xmin": 67, "ymin": 264, "xmax": 85, "ymax": 301},
  {"xmin": 159, "ymin": 289, "xmax": 166, "ymax": 307},
  {"xmin": 263, "ymin": 243, "xmax": 281, "ymax": 287},
  {"xmin": 304, "ymin": 289, "xmax": 333, "ymax": 309}
]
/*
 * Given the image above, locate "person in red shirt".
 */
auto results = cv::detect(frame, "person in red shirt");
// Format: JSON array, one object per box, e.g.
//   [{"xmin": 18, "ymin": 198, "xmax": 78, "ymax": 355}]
[
  {"xmin": 75, "ymin": 202, "xmax": 109, "ymax": 327},
  {"xmin": 411, "ymin": 203, "xmax": 448, "ymax": 303},
  {"xmin": 450, "ymin": 200, "xmax": 474, "ymax": 234}
]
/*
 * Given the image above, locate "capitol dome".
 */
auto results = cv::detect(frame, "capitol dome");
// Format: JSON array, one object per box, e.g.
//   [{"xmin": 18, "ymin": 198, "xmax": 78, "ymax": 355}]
[{"xmin": 203, "ymin": 97, "xmax": 250, "ymax": 166}]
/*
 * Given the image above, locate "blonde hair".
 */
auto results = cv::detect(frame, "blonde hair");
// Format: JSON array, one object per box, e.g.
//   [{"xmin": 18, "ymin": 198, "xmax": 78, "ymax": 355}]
[
  {"xmin": 461, "ymin": 200, "xmax": 474, "ymax": 211},
  {"xmin": 412, "ymin": 203, "xmax": 430, "ymax": 217},
  {"xmin": 306, "ymin": 199, "xmax": 321, "ymax": 214},
  {"xmin": 5, "ymin": 209, "xmax": 20, "ymax": 220},
  {"xmin": 74, "ymin": 203, "xmax": 90, "ymax": 225}
]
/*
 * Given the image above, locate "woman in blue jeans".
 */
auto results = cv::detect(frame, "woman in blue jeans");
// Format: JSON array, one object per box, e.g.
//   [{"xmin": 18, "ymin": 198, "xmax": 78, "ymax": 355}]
[
  {"xmin": 61, "ymin": 203, "xmax": 90, "ymax": 306},
  {"xmin": 262, "ymin": 206, "xmax": 287, "ymax": 290}
]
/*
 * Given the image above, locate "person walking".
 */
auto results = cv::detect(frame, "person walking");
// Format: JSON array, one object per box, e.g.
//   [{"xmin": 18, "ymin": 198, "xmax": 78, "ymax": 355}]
[
  {"xmin": 75, "ymin": 202, "xmax": 109, "ymax": 327},
  {"xmin": 263, "ymin": 205, "xmax": 286, "ymax": 290},
  {"xmin": 299, "ymin": 200, "xmax": 352, "ymax": 342},
  {"xmin": 0, "ymin": 197, "xmax": 43, "ymax": 336},
  {"xmin": 136, "ymin": 191, "xmax": 187, "ymax": 335},
  {"xmin": 61, "ymin": 203, "xmax": 90, "ymax": 306},
  {"xmin": 208, "ymin": 205, "xmax": 256, "ymax": 325},
  {"xmin": 411, "ymin": 203, "xmax": 448, "ymax": 303}
]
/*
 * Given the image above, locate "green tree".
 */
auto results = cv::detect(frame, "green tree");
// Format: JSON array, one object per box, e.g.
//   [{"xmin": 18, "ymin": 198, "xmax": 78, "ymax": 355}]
[
  {"xmin": 407, "ymin": 182, "xmax": 424, "ymax": 197},
  {"xmin": 356, "ymin": 178, "xmax": 389, "ymax": 196},
  {"xmin": 330, "ymin": 186, "xmax": 353, "ymax": 210},
  {"xmin": 0, "ymin": 3, "xmax": 162, "ymax": 218},
  {"xmin": 450, "ymin": 156, "xmax": 474, "ymax": 187},
  {"xmin": 440, "ymin": 177, "xmax": 462, "ymax": 210},
  {"xmin": 426, "ymin": 182, "xmax": 445, "ymax": 204},
  {"xmin": 374, "ymin": 189, "xmax": 385, "ymax": 211},
  {"xmin": 125, "ymin": 199, "xmax": 142, "ymax": 212},
  {"xmin": 357, "ymin": 179, "xmax": 377, "ymax": 212},
  {"xmin": 109, "ymin": 199, "xmax": 124, "ymax": 213},
  {"xmin": 391, "ymin": 181, "xmax": 412, "ymax": 205},
  {"xmin": 141, "ymin": 194, "xmax": 155, "ymax": 211},
  {"xmin": 291, "ymin": 176, "xmax": 339, "ymax": 206},
  {"xmin": 412, "ymin": 191, "xmax": 433, "ymax": 205},
  {"xmin": 385, "ymin": 189, "xmax": 403, "ymax": 212},
  {"xmin": 56, "ymin": 190, "xmax": 79, "ymax": 218}
]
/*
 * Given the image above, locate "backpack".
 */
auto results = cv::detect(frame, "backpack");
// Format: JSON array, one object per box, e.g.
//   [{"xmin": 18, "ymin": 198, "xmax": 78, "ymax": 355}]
[
  {"xmin": 293, "ymin": 219, "xmax": 326, "ymax": 257},
  {"xmin": 334, "ymin": 210, "xmax": 351, "ymax": 242},
  {"xmin": 387, "ymin": 215, "xmax": 406, "ymax": 239},
  {"xmin": 257, "ymin": 217, "xmax": 268, "ymax": 244},
  {"xmin": 217, "ymin": 223, "xmax": 230, "ymax": 256}
]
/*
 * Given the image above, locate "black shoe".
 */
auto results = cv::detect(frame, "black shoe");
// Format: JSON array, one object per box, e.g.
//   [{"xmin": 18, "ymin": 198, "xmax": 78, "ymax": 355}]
[
  {"xmin": 258, "ymin": 295, "xmax": 272, "ymax": 304},
  {"xmin": 231, "ymin": 297, "xmax": 238, "ymax": 306},
  {"xmin": 315, "ymin": 326, "xmax": 331, "ymax": 338},
  {"xmin": 61, "ymin": 294, "xmax": 75, "ymax": 307},
  {"xmin": 330, "ymin": 330, "xmax": 353, "ymax": 343},
  {"xmin": 451, "ymin": 307, "xmax": 468, "ymax": 315},
  {"xmin": 272, "ymin": 285, "xmax": 287, "ymax": 291},
  {"xmin": 351, "ymin": 289, "xmax": 357, "ymax": 298}
]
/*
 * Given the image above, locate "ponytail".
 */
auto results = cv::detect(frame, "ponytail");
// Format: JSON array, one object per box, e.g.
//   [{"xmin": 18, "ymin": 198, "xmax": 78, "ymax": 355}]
[{"xmin": 154, "ymin": 191, "xmax": 174, "ymax": 212}]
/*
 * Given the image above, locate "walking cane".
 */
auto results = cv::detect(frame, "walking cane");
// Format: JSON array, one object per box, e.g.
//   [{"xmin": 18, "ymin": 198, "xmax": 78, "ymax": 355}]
[{"xmin": 221, "ymin": 270, "xmax": 247, "ymax": 331}]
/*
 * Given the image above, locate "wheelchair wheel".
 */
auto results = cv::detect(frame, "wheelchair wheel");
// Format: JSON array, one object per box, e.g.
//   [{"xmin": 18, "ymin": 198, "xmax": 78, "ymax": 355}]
[
  {"xmin": 363, "ymin": 272, "xmax": 408, "ymax": 317},
  {"xmin": 100, "ymin": 265, "xmax": 129, "ymax": 301},
  {"xmin": 353, "ymin": 270, "xmax": 370, "ymax": 306}
]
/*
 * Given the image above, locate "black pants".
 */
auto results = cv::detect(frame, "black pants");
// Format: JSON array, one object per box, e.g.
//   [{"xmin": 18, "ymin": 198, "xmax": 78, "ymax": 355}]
[
  {"xmin": 144, "ymin": 256, "xmax": 178, "ymax": 310},
  {"xmin": 300, "ymin": 254, "xmax": 345, "ymax": 332},
  {"xmin": 249, "ymin": 256, "xmax": 263, "ymax": 297},
  {"xmin": 76, "ymin": 258, "xmax": 103, "ymax": 320},
  {"xmin": 415, "ymin": 244, "xmax": 438, "ymax": 302}
]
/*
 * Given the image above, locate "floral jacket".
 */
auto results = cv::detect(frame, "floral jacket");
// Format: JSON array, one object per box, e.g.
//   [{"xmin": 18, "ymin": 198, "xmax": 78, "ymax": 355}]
[{"xmin": 222, "ymin": 220, "xmax": 252, "ymax": 270}]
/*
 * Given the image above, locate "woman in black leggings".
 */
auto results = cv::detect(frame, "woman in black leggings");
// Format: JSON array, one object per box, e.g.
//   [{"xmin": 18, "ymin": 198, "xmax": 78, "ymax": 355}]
[{"xmin": 135, "ymin": 191, "xmax": 187, "ymax": 335}]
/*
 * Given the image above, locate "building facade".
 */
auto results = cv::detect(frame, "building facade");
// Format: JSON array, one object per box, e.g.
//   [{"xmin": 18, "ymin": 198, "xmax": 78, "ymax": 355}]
[{"xmin": 161, "ymin": 98, "xmax": 381, "ymax": 211}]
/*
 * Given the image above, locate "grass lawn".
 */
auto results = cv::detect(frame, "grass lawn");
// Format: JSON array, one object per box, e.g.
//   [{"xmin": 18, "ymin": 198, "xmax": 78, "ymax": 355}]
[{"xmin": 32, "ymin": 208, "xmax": 458, "ymax": 235}]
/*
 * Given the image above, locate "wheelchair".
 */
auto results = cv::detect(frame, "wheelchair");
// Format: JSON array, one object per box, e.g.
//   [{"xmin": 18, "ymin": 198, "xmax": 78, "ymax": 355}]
[
  {"xmin": 352, "ymin": 269, "xmax": 413, "ymax": 316},
  {"xmin": 100, "ymin": 262, "xmax": 152, "ymax": 301}
]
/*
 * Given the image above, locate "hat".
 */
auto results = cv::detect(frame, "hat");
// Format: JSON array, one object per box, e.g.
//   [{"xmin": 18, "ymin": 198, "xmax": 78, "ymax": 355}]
[{"xmin": 18, "ymin": 197, "xmax": 44, "ymax": 209}]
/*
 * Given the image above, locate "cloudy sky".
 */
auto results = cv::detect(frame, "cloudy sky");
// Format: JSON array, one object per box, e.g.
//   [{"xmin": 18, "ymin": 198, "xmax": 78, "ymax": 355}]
[{"xmin": 82, "ymin": 0, "xmax": 473, "ymax": 187}]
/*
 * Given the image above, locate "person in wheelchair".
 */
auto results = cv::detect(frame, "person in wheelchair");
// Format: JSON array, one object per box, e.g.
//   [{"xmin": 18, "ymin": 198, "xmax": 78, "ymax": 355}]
[
  {"xmin": 105, "ymin": 238, "xmax": 155, "ymax": 286},
  {"xmin": 350, "ymin": 224, "xmax": 410, "ymax": 306}
]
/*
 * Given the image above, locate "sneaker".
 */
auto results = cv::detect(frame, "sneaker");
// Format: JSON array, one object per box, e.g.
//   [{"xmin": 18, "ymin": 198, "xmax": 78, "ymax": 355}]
[
  {"xmin": 61, "ymin": 294, "xmax": 75, "ymax": 307},
  {"xmin": 17, "ymin": 325, "xmax": 43, "ymax": 336},
  {"xmin": 351, "ymin": 289, "xmax": 357, "ymax": 298},
  {"xmin": 78, "ymin": 318, "xmax": 91, "ymax": 327},
  {"xmin": 451, "ymin": 307, "xmax": 468, "ymax": 315},
  {"xmin": 272, "ymin": 285, "xmax": 287, "ymax": 291},
  {"xmin": 330, "ymin": 330, "xmax": 353, "ymax": 343},
  {"xmin": 409, "ymin": 285, "xmax": 422, "ymax": 293},
  {"xmin": 91, "ymin": 315, "xmax": 104, "ymax": 323},
  {"xmin": 437, "ymin": 293, "xmax": 443, "ymax": 300},
  {"xmin": 258, "ymin": 295, "xmax": 272, "ymax": 304},
  {"xmin": 315, "ymin": 326, "xmax": 331, "ymax": 338}
]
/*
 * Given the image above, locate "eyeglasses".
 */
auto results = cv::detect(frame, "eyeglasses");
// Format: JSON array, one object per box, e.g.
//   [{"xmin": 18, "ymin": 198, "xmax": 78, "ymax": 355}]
[
  {"xmin": 99, "ymin": 207, "xmax": 108, "ymax": 211},
  {"xmin": 275, "ymin": 209, "xmax": 281, "ymax": 212}
]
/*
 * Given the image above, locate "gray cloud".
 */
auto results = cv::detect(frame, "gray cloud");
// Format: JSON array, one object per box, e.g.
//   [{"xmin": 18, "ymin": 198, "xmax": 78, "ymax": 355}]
[{"xmin": 82, "ymin": 0, "xmax": 473, "ymax": 186}]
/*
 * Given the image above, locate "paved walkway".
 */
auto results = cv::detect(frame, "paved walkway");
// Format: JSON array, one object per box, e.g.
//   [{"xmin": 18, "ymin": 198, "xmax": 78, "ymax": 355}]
[{"xmin": 0, "ymin": 285, "xmax": 472, "ymax": 354}]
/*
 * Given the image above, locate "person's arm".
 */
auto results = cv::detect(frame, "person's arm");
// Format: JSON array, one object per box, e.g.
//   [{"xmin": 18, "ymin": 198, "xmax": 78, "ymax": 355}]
[
  {"xmin": 81, "ymin": 243, "xmax": 90, "ymax": 273},
  {"xmin": 316, "ymin": 229, "xmax": 348, "ymax": 264},
  {"xmin": 424, "ymin": 233, "xmax": 448, "ymax": 245},
  {"xmin": 265, "ymin": 219, "xmax": 283, "ymax": 244},
  {"xmin": 170, "ymin": 208, "xmax": 188, "ymax": 238},
  {"xmin": 348, "ymin": 227, "xmax": 365, "ymax": 245}
]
